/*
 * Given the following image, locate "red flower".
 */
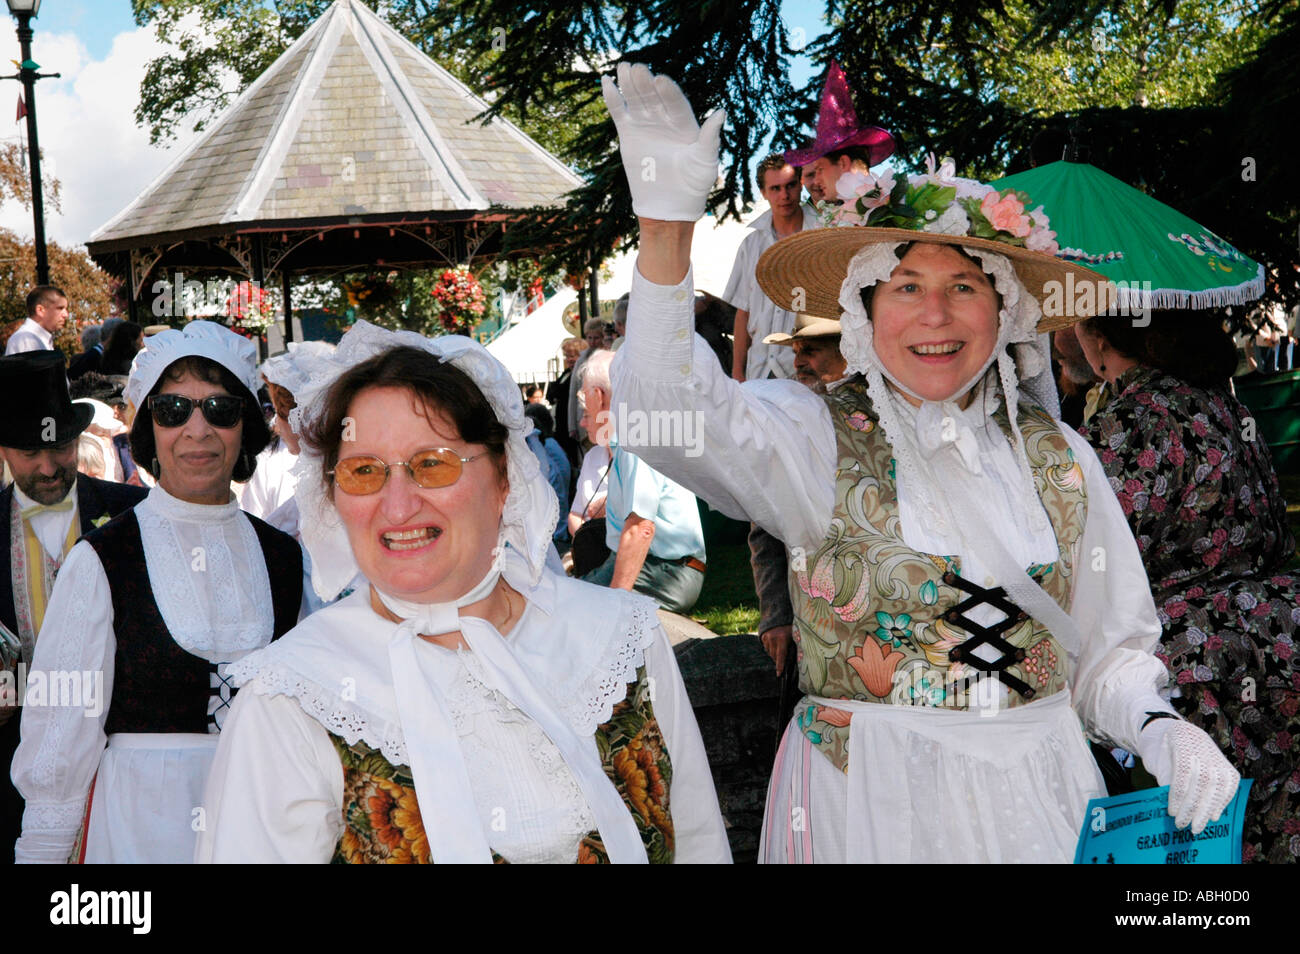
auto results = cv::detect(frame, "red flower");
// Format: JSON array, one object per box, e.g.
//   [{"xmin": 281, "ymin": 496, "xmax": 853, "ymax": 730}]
[
  {"xmin": 1206, "ymin": 447, "xmax": 1224, "ymax": 467},
  {"xmin": 1277, "ymin": 731, "xmax": 1293, "ymax": 751},
  {"xmin": 1205, "ymin": 635, "xmax": 1223, "ymax": 651},
  {"xmin": 1165, "ymin": 600, "xmax": 1188, "ymax": 619},
  {"xmin": 1176, "ymin": 669, "xmax": 1195, "ymax": 684},
  {"xmin": 1276, "ymin": 642, "xmax": 1293, "ymax": 661},
  {"xmin": 1167, "ymin": 445, "xmax": 1186, "ymax": 466},
  {"xmin": 1124, "ymin": 478, "xmax": 1143, "ymax": 494},
  {"xmin": 1136, "ymin": 449, "xmax": 1158, "ymax": 468}
]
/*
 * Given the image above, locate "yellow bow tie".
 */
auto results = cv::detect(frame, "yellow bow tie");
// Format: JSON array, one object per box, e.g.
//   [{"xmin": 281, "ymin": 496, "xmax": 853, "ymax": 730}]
[{"xmin": 21, "ymin": 497, "xmax": 75, "ymax": 521}]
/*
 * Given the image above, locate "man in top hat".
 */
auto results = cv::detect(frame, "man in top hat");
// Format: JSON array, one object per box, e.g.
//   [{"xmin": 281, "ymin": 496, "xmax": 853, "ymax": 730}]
[
  {"xmin": 5, "ymin": 286, "xmax": 69, "ymax": 356},
  {"xmin": 785, "ymin": 61, "xmax": 894, "ymax": 206},
  {"xmin": 0, "ymin": 351, "xmax": 146, "ymax": 862}
]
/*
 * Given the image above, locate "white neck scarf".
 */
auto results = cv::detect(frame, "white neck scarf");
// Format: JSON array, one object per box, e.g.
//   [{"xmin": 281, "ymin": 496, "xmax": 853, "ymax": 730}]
[{"xmin": 375, "ymin": 562, "xmax": 648, "ymax": 864}]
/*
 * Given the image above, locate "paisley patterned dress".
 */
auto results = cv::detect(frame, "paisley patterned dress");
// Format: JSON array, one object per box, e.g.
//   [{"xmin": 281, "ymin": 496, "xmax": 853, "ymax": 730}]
[{"xmin": 1081, "ymin": 365, "xmax": 1300, "ymax": 863}]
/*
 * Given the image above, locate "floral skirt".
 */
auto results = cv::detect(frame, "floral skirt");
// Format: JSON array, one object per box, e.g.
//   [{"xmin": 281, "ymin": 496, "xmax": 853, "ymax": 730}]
[{"xmin": 1157, "ymin": 573, "xmax": 1300, "ymax": 863}]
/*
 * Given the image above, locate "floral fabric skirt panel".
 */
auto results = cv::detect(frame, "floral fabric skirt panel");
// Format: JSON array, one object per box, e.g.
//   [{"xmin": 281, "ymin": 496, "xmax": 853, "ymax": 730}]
[
  {"xmin": 759, "ymin": 692, "xmax": 1104, "ymax": 863},
  {"xmin": 85, "ymin": 732, "xmax": 219, "ymax": 863},
  {"xmin": 1159, "ymin": 574, "xmax": 1300, "ymax": 863}
]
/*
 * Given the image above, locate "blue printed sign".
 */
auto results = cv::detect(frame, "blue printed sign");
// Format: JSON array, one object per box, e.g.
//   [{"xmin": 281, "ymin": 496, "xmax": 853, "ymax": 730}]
[{"xmin": 1074, "ymin": 782, "xmax": 1253, "ymax": 864}]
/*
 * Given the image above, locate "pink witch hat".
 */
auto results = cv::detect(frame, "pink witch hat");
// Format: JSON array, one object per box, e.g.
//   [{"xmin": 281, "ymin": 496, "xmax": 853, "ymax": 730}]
[{"xmin": 784, "ymin": 61, "xmax": 894, "ymax": 167}]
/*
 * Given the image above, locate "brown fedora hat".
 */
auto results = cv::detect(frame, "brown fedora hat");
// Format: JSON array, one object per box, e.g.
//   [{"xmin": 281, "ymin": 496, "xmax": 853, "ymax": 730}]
[{"xmin": 756, "ymin": 227, "xmax": 1110, "ymax": 333}]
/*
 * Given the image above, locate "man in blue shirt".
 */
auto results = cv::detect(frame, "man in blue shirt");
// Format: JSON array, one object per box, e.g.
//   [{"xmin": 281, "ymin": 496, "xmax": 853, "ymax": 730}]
[{"xmin": 577, "ymin": 350, "xmax": 706, "ymax": 613}]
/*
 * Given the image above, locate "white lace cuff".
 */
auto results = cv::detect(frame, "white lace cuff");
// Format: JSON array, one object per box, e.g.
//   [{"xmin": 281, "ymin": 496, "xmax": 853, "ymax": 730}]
[{"xmin": 15, "ymin": 798, "xmax": 86, "ymax": 864}]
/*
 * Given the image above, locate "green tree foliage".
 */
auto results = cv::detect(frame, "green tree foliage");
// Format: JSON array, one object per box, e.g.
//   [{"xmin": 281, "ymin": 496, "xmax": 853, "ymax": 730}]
[{"xmin": 809, "ymin": 0, "xmax": 1297, "ymax": 306}]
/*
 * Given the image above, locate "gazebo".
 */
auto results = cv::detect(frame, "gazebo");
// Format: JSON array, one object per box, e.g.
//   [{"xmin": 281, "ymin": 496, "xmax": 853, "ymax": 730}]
[{"xmin": 86, "ymin": 0, "xmax": 584, "ymax": 343}]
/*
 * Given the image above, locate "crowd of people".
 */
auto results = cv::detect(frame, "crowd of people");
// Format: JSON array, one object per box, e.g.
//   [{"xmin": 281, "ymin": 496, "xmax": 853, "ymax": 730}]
[{"xmin": 0, "ymin": 57, "xmax": 1294, "ymax": 864}]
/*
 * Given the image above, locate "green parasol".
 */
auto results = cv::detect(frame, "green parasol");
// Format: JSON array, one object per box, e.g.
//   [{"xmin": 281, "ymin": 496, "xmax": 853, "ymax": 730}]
[{"xmin": 991, "ymin": 160, "xmax": 1264, "ymax": 311}]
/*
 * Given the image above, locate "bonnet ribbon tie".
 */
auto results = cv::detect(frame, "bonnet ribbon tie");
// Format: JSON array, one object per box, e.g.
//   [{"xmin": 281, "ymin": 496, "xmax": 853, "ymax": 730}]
[
  {"xmin": 381, "ymin": 569, "xmax": 648, "ymax": 864},
  {"xmin": 914, "ymin": 400, "xmax": 982, "ymax": 474}
]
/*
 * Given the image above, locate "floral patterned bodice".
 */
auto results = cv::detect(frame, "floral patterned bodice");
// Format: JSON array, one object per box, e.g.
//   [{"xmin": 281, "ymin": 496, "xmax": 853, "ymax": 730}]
[
  {"xmin": 791, "ymin": 379, "xmax": 1088, "ymax": 771},
  {"xmin": 327, "ymin": 666, "xmax": 675, "ymax": 864}
]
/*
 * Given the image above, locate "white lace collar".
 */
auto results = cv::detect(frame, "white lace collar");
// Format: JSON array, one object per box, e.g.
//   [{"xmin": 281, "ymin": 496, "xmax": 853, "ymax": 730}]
[
  {"xmin": 135, "ymin": 484, "xmax": 276, "ymax": 662},
  {"xmin": 230, "ymin": 571, "xmax": 659, "ymax": 766},
  {"xmin": 145, "ymin": 483, "xmax": 241, "ymax": 522}
]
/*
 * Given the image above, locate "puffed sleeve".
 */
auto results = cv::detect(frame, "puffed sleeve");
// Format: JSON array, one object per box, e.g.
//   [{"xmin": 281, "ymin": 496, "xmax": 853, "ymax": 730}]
[
  {"xmin": 12, "ymin": 541, "xmax": 115, "ymax": 864},
  {"xmin": 612, "ymin": 264, "xmax": 837, "ymax": 552},
  {"xmin": 643, "ymin": 625, "xmax": 732, "ymax": 863},
  {"xmin": 196, "ymin": 679, "xmax": 344, "ymax": 863},
  {"xmin": 1059, "ymin": 426, "xmax": 1178, "ymax": 752}
]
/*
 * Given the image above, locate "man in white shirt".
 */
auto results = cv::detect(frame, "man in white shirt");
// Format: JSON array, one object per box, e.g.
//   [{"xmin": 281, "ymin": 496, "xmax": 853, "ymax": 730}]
[
  {"xmin": 724, "ymin": 155, "xmax": 818, "ymax": 381},
  {"xmin": 4, "ymin": 286, "xmax": 69, "ymax": 355}
]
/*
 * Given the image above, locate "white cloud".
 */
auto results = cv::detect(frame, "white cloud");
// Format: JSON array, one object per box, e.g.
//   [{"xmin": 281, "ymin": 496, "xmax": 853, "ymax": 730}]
[{"xmin": 0, "ymin": 24, "xmax": 203, "ymax": 248}]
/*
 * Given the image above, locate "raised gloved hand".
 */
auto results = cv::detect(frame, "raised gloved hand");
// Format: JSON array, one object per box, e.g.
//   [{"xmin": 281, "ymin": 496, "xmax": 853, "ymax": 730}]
[
  {"xmin": 601, "ymin": 62, "xmax": 726, "ymax": 222},
  {"xmin": 1138, "ymin": 717, "xmax": 1240, "ymax": 834}
]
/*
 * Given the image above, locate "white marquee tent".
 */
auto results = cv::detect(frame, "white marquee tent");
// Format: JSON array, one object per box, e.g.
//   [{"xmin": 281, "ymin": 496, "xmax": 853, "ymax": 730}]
[{"xmin": 486, "ymin": 209, "xmax": 767, "ymax": 383}]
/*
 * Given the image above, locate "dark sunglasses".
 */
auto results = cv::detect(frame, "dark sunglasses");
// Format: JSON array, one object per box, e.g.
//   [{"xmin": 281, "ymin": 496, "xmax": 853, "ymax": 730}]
[
  {"xmin": 147, "ymin": 394, "xmax": 245, "ymax": 429},
  {"xmin": 329, "ymin": 447, "xmax": 487, "ymax": 495}
]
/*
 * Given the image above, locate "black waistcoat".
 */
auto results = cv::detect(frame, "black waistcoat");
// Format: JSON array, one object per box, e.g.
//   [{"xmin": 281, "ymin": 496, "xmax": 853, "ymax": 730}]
[{"xmin": 86, "ymin": 509, "xmax": 302, "ymax": 735}]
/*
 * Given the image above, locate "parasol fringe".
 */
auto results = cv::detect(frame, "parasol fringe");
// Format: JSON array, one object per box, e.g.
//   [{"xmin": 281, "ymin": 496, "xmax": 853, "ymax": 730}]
[{"xmin": 1110, "ymin": 264, "xmax": 1265, "ymax": 311}]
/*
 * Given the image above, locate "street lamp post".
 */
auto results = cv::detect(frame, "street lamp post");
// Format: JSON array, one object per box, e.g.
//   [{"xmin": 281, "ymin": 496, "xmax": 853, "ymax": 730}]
[{"xmin": 6, "ymin": 0, "xmax": 58, "ymax": 286}]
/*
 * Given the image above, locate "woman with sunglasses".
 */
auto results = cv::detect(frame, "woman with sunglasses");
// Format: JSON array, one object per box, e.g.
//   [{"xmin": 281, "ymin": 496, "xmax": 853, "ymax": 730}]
[
  {"xmin": 13, "ymin": 321, "xmax": 304, "ymax": 864},
  {"xmin": 196, "ymin": 321, "xmax": 729, "ymax": 863}
]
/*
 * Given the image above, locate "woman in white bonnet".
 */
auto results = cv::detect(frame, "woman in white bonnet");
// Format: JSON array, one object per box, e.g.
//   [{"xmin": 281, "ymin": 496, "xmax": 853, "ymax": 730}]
[
  {"xmin": 14, "ymin": 320, "xmax": 303, "ymax": 864},
  {"xmin": 197, "ymin": 322, "xmax": 730, "ymax": 863},
  {"xmin": 602, "ymin": 63, "xmax": 1239, "ymax": 863}
]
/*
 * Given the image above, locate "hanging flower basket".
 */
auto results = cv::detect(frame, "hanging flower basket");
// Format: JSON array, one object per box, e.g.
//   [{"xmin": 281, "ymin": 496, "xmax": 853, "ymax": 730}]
[
  {"xmin": 431, "ymin": 265, "xmax": 486, "ymax": 336},
  {"xmin": 224, "ymin": 281, "xmax": 276, "ymax": 338}
]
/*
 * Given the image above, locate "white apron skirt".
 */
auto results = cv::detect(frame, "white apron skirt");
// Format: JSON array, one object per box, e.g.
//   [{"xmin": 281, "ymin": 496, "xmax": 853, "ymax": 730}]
[
  {"xmin": 83, "ymin": 733, "xmax": 219, "ymax": 864},
  {"xmin": 759, "ymin": 691, "xmax": 1105, "ymax": 863}
]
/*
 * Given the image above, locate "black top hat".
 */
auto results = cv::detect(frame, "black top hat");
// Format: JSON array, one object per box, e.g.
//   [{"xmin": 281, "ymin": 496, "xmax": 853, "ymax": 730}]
[{"xmin": 0, "ymin": 351, "xmax": 95, "ymax": 450}]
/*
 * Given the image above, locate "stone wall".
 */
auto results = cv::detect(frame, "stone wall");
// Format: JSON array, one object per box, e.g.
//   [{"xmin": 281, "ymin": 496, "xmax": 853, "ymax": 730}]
[{"xmin": 663, "ymin": 613, "xmax": 788, "ymax": 864}]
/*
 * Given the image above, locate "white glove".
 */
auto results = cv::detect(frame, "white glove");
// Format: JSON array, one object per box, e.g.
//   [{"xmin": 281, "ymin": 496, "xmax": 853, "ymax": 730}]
[
  {"xmin": 601, "ymin": 62, "xmax": 726, "ymax": 222},
  {"xmin": 1138, "ymin": 718, "xmax": 1240, "ymax": 834}
]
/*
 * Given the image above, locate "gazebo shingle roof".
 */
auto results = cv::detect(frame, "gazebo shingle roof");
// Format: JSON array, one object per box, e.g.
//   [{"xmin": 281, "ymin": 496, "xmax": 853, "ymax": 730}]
[{"xmin": 91, "ymin": 0, "xmax": 583, "ymax": 246}]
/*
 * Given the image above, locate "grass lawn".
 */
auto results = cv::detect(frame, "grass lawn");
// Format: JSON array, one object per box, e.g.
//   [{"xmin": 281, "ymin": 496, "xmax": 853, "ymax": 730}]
[{"xmin": 691, "ymin": 541, "xmax": 761, "ymax": 635}]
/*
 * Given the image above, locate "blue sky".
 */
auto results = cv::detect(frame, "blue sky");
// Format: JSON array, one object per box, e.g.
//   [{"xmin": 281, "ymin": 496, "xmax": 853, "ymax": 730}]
[
  {"xmin": 21, "ymin": 0, "xmax": 137, "ymax": 60},
  {"xmin": 28, "ymin": 0, "xmax": 826, "ymax": 71}
]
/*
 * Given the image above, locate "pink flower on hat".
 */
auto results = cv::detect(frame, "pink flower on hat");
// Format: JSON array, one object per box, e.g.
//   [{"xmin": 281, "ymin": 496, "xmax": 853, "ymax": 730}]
[{"xmin": 980, "ymin": 191, "xmax": 1032, "ymax": 238}]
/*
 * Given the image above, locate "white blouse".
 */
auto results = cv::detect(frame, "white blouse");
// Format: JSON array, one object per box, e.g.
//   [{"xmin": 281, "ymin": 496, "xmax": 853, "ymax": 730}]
[
  {"xmin": 237, "ymin": 439, "xmax": 298, "ymax": 524},
  {"xmin": 12, "ymin": 485, "xmax": 284, "ymax": 863},
  {"xmin": 612, "ymin": 264, "xmax": 1173, "ymax": 751},
  {"xmin": 197, "ymin": 572, "xmax": 732, "ymax": 864}
]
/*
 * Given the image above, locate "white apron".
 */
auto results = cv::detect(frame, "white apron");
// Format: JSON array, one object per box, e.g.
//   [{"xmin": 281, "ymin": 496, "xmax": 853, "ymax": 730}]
[
  {"xmin": 760, "ymin": 691, "xmax": 1105, "ymax": 863},
  {"xmin": 83, "ymin": 733, "xmax": 219, "ymax": 864}
]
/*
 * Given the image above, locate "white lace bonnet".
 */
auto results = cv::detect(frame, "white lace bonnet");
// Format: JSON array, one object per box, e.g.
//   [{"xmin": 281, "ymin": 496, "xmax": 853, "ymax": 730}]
[
  {"xmin": 125, "ymin": 319, "xmax": 260, "ymax": 411},
  {"xmin": 259, "ymin": 340, "xmax": 338, "ymax": 397},
  {"xmin": 287, "ymin": 320, "xmax": 558, "ymax": 601}
]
